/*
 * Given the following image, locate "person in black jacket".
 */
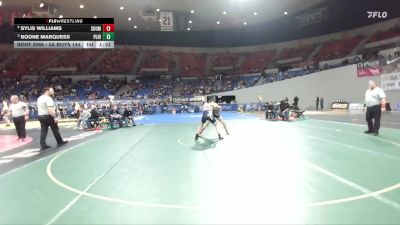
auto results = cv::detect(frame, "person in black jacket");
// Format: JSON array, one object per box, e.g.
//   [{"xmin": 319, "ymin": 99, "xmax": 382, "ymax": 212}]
[
  {"xmin": 279, "ymin": 99, "xmax": 290, "ymax": 120},
  {"xmin": 293, "ymin": 96, "xmax": 299, "ymax": 109},
  {"xmin": 87, "ymin": 105, "xmax": 99, "ymax": 129},
  {"xmin": 122, "ymin": 105, "xmax": 136, "ymax": 127},
  {"xmin": 109, "ymin": 105, "xmax": 122, "ymax": 129}
]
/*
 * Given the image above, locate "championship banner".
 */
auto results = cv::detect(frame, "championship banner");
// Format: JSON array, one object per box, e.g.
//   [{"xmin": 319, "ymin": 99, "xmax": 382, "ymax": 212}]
[
  {"xmin": 381, "ymin": 72, "xmax": 400, "ymax": 91},
  {"xmin": 160, "ymin": 12, "xmax": 173, "ymax": 32},
  {"xmin": 357, "ymin": 60, "xmax": 381, "ymax": 77}
]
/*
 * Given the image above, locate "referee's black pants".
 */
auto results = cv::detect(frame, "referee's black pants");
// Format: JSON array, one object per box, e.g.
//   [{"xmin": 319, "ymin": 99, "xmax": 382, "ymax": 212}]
[
  {"xmin": 366, "ymin": 105, "xmax": 381, "ymax": 133},
  {"xmin": 13, "ymin": 116, "xmax": 26, "ymax": 139},
  {"xmin": 38, "ymin": 115, "xmax": 63, "ymax": 147}
]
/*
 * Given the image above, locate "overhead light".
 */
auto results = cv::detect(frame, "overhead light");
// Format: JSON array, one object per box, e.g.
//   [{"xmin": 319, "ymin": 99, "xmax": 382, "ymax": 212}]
[
  {"xmin": 59, "ymin": 14, "xmax": 63, "ymax": 18},
  {"xmin": 120, "ymin": 6, "xmax": 124, "ymax": 10},
  {"xmin": 128, "ymin": 17, "xmax": 132, "ymax": 21},
  {"xmin": 243, "ymin": 21, "xmax": 247, "ymax": 25},
  {"xmin": 134, "ymin": 25, "xmax": 138, "ymax": 29},
  {"xmin": 0, "ymin": 1, "xmax": 3, "ymax": 7},
  {"xmin": 156, "ymin": 8, "xmax": 160, "ymax": 12},
  {"xmin": 253, "ymin": 12, "xmax": 258, "ymax": 16},
  {"xmin": 93, "ymin": 16, "xmax": 97, "ymax": 18},
  {"xmin": 284, "ymin": 11, "xmax": 288, "ymax": 15},
  {"xmin": 187, "ymin": 28, "xmax": 191, "ymax": 31},
  {"xmin": 79, "ymin": 4, "xmax": 84, "ymax": 9},
  {"xmin": 188, "ymin": 20, "xmax": 192, "ymax": 24},
  {"xmin": 39, "ymin": 2, "xmax": 44, "ymax": 8},
  {"xmin": 190, "ymin": 10, "xmax": 195, "ymax": 14},
  {"xmin": 158, "ymin": 19, "xmax": 161, "ymax": 22},
  {"xmin": 216, "ymin": 21, "xmax": 220, "ymax": 25},
  {"xmin": 222, "ymin": 11, "xmax": 227, "ymax": 15}
]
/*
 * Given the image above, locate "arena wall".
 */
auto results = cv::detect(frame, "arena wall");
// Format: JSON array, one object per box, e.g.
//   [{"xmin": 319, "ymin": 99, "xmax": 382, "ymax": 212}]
[{"xmin": 212, "ymin": 65, "xmax": 400, "ymax": 110}]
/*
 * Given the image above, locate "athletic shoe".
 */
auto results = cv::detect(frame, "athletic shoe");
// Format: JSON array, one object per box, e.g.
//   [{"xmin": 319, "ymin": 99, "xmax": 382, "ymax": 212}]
[
  {"xmin": 372, "ymin": 132, "xmax": 379, "ymax": 136},
  {"xmin": 57, "ymin": 140, "xmax": 69, "ymax": 147},
  {"xmin": 364, "ymin": 130, "xmax": 373, "ymax": 134},
  {"xmin": 194, "ymin": 134, "xmax": 199, "ymax": 141},
  {"xmin": 218, "ymin": 134, "xmax": 224, "ymax": 140},
  {"xmin": 40, "ymin": 145, "xmax": 51, "ymax": 151}
]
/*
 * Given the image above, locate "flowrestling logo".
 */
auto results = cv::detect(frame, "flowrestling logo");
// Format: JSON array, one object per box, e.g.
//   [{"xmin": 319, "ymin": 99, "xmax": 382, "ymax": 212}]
[{"xmin": 367, "ymin": 11, "xmax": 388, "ymax": 19}]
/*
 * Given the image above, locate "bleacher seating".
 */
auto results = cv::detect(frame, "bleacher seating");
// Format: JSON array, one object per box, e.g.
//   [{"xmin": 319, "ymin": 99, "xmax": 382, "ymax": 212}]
[
  {"xmin": 75, "ymin": 77, "xmax": 123, "ymax": 100},
  {"xmin": 0, "ymin": 50, "xmax": 14, "ymax": 64},
  {"xmin": 211, "ymin": 53, "xmax": 240, "ymax": 68},
  {"xmin": 179, "ymin": 53, "xmax": 207, "ymax": 76},
  {"xmin": 46, "ymin": 49, "xmax": 101, "ymax": 74},
  {"xmin": 89, "ymin": 49, "xmax": 138, "ymax": 74},
  {"xmin": 140, "ymin": 50, "xmax": 172, "ymax": 70},
  {"xmin": 0, "ymin": 25, "xmax": 397, "ymax": 98},
  {"xmin": 367, "ymin": 25, "xmax": 400, "ymax": 43},
  {"xmin": 2, "ymin": 50, "xmax": 59, "ymax": 76},
  {"xmin": 241, "ymin": 50, "xmax": 275, "ymax": 73},
  {"xmin": 314, "ymin": 35, "xmax": 364, "ymax": 61},
  {"xmin": 279, "ymin": 45, "xmax": 315, "ymax": 60}
]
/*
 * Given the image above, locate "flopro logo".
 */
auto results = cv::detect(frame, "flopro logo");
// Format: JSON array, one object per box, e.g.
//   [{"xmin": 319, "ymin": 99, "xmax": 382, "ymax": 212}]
[{"xmin": 367, "ymin": 11, "xmax": 388, "ymax": 19}]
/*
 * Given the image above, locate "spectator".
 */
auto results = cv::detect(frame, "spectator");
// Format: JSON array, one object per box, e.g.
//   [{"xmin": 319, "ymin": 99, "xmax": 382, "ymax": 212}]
[
  {"xmin": 109, "ymin": 105, "xmax": 122, "ymax": 129},
  {"xmin": 122, "ymin": 105, "xmax": 136, "ymax": 126}
]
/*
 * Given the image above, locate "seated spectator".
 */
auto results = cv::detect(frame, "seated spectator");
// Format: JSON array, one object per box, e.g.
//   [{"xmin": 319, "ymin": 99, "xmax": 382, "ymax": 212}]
[
  {"xmin": 80, "ymin": 107, "xmax": 91, "ymax": 130},
  {"xmin": 87, "ymin": 105, "xmax": 99, "ymax": 129},
  {"xmin": 109, "ymin": 105, "xmax": 122, "ymax": 129},
  {"xmin": 279, "ymin": 99, "xmax": 290, "ymax": 120},
  {"xmin": 266, "ymin": 101, "xmax": 276, "ymax": 120},
  {"xmin": 122, "ymin": 105, "xmax": 136, "ymax": 127}
]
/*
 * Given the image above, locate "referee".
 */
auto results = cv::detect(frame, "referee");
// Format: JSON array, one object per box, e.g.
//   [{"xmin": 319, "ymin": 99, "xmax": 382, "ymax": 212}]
[
  {"xmin": 364, "ymin": 80, "xmax": 386, "ymax": 136},
  {"xmin": 8, "ymin": 95, "xmax": 29, "ymax": 142},
  {"xmin": 37, "ymin": 87, "xmax": 68, "ymax": 150}
]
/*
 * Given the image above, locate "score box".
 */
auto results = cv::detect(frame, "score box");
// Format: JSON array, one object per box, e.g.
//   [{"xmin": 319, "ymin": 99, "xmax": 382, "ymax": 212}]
[
  {"xmin": 102, "ymin": 24, "xmax": 114, "ymax": 32},
  {"xmin": 102, "ymin": 32, "xmax": 115, "ymax": 41}
]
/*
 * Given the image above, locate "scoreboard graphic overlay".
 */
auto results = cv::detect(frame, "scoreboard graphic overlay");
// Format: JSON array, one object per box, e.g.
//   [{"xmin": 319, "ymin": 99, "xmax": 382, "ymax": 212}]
[{"xmin": 14, "ymin": 18, "xmax": 114, "ymax": 49}]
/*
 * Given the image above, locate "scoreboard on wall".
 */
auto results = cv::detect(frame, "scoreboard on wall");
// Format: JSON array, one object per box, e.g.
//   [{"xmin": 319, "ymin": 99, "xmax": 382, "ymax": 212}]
[{"xmin": 13, "ymin": 18, "xmax": 114, "ymax": 49}]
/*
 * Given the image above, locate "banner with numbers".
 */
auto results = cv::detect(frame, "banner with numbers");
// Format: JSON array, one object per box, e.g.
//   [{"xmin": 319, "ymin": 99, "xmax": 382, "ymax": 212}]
[
  {"xmin": 160, "ymin": 12, "xmax": 173, "ymax": 31},
  {"xmin": 381, "ymin": 72, "xmax": 400, "ymax": 91}
]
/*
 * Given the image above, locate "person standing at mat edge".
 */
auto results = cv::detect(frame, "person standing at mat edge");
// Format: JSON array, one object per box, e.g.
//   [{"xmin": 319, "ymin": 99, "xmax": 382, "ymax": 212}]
[
  {"xmin": 8, "ymin": 95, "xmax": 29, "ymax": 142},
  {"xmin": 37, "ymin": 87, "xmax": 68, "ymax": 150},
  {"xmin": 364, "ymin": 80, "xmax": 386, "ymax": 136},
  {"xmin": 320, "ymin": 97, "xmax": 324, "ymax": 111},
  {"xmin": 1, "ymin": 98, "xmax": 11, "ymax": 127},
  {"xmin": 315, "ymin": 97, "xmax": 319, "ymax": 111}
]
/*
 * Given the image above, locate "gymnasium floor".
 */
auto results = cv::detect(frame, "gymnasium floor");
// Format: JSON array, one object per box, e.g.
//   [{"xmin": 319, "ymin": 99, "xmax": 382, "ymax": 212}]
[{"xmin": 1, "ymin": 111, "xmax": 400, "ymax": 224}]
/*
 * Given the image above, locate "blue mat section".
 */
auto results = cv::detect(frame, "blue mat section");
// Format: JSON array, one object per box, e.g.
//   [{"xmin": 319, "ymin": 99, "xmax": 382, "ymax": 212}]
[{"xmin": 135, "ymin": 112, "xmax": 257, "ymax": 125}]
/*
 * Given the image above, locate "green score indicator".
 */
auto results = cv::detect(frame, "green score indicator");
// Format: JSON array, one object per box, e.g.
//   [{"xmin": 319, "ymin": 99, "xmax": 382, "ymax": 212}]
[{"xmin": 102, "ymin": 32, "xmax": 114, "ymax": 41}]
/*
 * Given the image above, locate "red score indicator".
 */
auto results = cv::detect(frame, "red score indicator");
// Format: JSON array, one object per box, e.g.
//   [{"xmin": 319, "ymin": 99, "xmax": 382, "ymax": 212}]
[{"xmin": 102, "ymin": 24, "xmax": 114, "ymax": 32}]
